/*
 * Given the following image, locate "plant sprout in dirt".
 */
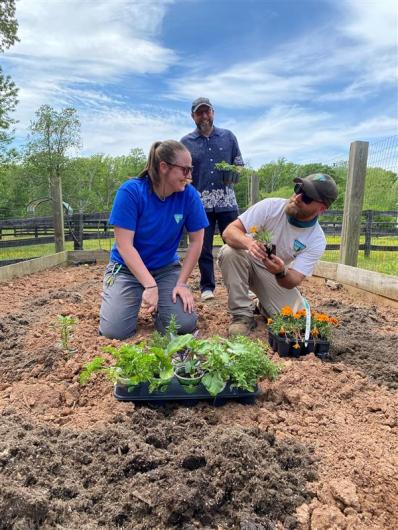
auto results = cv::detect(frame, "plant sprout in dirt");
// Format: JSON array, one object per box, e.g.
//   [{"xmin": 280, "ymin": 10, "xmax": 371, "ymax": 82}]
[{"xmin": 53, "ymin": 315, "xmax": 78, "ymax": 352}]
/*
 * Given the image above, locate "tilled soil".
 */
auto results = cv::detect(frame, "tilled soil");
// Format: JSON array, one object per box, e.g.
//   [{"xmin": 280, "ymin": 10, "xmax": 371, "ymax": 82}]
[{"xmin": 0, "ymin": 263, "xmax": 397, "ymax": 530}]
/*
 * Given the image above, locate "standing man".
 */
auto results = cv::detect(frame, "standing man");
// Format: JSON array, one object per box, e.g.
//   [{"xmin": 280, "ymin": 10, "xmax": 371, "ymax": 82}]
[
  {"xmin": 181, "ymin": 97, "xmax": 244, "ymax": 301},
  {"xmin": 218, "ymin": 173, "xmax": 338, "ymax": 335}
]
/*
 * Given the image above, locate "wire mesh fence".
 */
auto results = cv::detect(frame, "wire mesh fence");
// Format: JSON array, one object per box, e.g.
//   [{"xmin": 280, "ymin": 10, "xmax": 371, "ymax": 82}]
[{"xmin": 0, "ymin": 136, "xmax": 397, "ymax": 275}]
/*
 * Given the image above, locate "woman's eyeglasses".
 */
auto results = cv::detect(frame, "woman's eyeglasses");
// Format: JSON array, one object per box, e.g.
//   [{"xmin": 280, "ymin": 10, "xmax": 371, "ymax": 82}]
[
  {"xmin": 294, "ymin": 183, "xmax": 314, "ymax": 204},
  {"xmin": 165, "ymin": 162, "xmax": 193, "ymax": 177}
]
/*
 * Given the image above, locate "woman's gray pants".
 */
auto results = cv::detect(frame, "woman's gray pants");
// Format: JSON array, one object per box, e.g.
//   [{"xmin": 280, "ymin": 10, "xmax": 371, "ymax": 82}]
[{"xmin": 99, "ymin": 262, "xmax": 197, "ymax": 340}]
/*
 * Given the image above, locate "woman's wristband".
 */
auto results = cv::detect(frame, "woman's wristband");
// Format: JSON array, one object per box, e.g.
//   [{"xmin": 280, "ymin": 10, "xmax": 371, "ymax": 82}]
[
  {"xmin": 144, "ymin": 284, "xmax": 158, "ymax": 290},
  {"xmin": 176, "ymin": 282, "xmax": 190, "ymax": 289}
]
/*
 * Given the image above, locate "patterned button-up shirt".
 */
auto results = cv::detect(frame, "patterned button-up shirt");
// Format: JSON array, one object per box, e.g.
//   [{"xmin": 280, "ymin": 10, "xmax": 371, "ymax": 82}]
[{"xmin": 181, "ymin": 126, "xmax": 244, "ymax": 213}]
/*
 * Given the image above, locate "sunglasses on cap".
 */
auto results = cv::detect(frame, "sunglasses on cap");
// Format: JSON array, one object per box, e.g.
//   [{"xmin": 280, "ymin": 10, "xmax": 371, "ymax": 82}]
[{"xmin": 294, "ymin": 183, "xmax": 314, "ymax": 204}]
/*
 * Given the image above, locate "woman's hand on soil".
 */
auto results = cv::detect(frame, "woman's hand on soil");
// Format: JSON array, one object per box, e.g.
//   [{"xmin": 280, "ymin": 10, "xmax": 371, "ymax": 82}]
[
  {"xmin": 142, "ymin": 286, "xmax": 158, "ymax": 313},
  {"xmin": 173, "ymin": 285, "xmax": 194, "ymax": 313}
]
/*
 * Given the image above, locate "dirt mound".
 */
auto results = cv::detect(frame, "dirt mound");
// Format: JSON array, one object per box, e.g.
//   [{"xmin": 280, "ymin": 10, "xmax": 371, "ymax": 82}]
[
  {"xmin": 320, "ymin": 302, "xmax": 398, "ymax": 389},
  {"xmin": 0, "ymin": 265, "xmax": 397, "ymax": 529},
  {"xmin": 0, "ymin": 407, "xmax": 317, "ymax": 530}
]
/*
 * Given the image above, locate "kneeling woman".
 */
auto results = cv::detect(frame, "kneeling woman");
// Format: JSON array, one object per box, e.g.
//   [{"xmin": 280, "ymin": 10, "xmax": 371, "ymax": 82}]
[{"xmin": 100, "ymin": 140, "xmax": 208, "ymax": 340}]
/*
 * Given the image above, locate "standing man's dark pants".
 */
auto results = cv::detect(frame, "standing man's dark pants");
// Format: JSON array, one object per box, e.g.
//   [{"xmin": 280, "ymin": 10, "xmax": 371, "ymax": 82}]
[{"xmin": 199, "ymin": 210, "xmax": 238, "ymax": 293}]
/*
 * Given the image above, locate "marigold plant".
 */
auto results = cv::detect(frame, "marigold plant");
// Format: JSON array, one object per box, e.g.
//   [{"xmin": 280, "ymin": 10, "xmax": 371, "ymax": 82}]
[
  {"xmin": 250, "ymin": 225, "xmax": 272, "ymax": 245},
  {"xmin": 268, "ymin": 305, "xmax": 338, "ymax": 346}
]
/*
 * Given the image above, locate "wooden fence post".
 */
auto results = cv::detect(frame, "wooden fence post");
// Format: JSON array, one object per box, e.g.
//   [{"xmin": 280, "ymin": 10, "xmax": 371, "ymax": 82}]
[
  {"xmin": 339, "ymin": 141, "xmax": 369, "ymax": 267},
  {"xmin": 73, "ymin": 211, "xmax": 84, "ymax": 250},
  {"xmin": 50, "ymin": 175, "xmax": 65, "ymax": 253},
  {"xmin": 250, "ymin": 174, "xmax": 259, "ymax": 205}
]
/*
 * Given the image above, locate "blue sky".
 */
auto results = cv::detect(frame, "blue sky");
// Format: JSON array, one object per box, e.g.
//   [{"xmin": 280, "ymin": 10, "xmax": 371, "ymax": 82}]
[{"xmin": 2, "ymin": 0, "xmax": 397, "ymax": 167}]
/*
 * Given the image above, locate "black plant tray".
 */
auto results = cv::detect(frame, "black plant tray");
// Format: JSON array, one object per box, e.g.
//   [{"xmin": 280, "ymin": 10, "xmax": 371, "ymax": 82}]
[
  {"xmin": 268, "ymin": 330, "xmax": 330, "ymax": 359},
  {"xmin": 114, "ymin": 376, "xmax": 260, "ymax": 406}
]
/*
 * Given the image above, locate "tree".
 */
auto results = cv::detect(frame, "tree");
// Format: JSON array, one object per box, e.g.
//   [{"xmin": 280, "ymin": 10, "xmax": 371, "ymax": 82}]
[
  {"xmin": 0, "ymin": 0, "xmax": 19, "ymax": 158},
  {"xmin": 26, "ymin": 105, "xmax": 81, "ymax": 251}
]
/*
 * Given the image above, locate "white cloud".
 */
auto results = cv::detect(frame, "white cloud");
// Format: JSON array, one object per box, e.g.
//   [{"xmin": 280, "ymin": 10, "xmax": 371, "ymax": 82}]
[
  {"xmin": 79, "ymin": 107, "xmax": 190, "ymax": 156},
  {"xmin": 11, "ymin": 0, "xmax": 176, "ymax": 77},
  {"xmin": 168, "ymin": 0, "xmax": 397, "ymax": 109}
]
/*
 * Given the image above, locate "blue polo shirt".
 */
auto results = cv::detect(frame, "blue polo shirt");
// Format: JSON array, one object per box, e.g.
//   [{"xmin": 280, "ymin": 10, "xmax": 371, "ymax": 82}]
[
  {"xmin": 181, "ymin": 126, "xmax": 244, "ymax": 213},
  {"xmin": 109, "ymin": 176, "xmax": 209, "ymax": 270}
]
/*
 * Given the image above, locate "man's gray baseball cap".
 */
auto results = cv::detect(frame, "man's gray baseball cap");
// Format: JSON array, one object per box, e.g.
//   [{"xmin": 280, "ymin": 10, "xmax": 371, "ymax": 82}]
[
  {"xmin": 191, "ymin": 97, "xmax": 213, "ymax": 113},
  {"xmin": 293, "ymin": 173, "xmax": 338, "ymax": 208}
]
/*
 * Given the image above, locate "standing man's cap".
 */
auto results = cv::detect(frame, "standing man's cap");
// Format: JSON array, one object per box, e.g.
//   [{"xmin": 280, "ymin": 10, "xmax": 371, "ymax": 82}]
[
  {"xmin": 293, "ymin": 173, "xmax": 338, "ymax": 208},
  {"xmin": 191, "ymin": 97, "xmax": 213, "ymax": 113}
]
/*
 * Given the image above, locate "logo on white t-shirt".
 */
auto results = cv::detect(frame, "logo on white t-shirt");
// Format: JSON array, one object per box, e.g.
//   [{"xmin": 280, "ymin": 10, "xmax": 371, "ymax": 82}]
[{"xmin": 293, "ymin": 239, "xmax": 306, "ymax": 252}]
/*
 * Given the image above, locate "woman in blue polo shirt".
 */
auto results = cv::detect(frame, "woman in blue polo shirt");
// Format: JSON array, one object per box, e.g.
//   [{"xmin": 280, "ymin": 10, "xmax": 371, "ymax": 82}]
[{"xmin": 100, "ymin": 140, "xmax": 209, "ymax": 340}]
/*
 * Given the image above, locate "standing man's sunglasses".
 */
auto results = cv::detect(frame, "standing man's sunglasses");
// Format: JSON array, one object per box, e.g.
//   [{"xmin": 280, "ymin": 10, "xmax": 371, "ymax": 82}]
[{"xmin": 294, "ymin": 183, "xmax": 314, "ymax": 204}]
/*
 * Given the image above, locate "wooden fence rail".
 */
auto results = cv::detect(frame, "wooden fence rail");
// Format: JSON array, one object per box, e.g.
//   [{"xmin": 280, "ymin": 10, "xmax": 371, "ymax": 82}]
[{"xmin": 0, "ymin": 210, "xmax": 397, "ymax": 256}]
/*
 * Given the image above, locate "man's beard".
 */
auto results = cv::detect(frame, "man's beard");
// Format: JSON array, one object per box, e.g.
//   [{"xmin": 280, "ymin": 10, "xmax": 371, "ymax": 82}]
[
  {"xmin": 285, "ymin": 200, "xmax": 302, "ymax": 218},
  {"xmin": 197, "ymin": 118, "xmax": 213, "ymax": 134}
]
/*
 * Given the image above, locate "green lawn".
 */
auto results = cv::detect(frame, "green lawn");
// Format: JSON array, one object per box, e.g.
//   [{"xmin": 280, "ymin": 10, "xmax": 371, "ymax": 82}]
[{"xmin": 1, "ymin": 234, "xmax": 397, "ymax": 276}]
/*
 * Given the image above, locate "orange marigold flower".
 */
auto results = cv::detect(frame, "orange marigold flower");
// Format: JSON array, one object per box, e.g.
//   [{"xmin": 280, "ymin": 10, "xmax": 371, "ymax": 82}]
[
  {"xmin": 311, "ymin": 327, "xmax": 319, "ymax": 337},
  {"xmin": 316, "ymin": 314, "xmax": 329, "ymax": 322},
  {"xmin": 281, "ymin": 306, "xmax": 293, "ymax": 316},
  {"xmin": 293, "ymin": 313, "xmax": 302, "ymax": 319},
  {"xmin": 250, "ymin": 226, "xmax": 257, "ymax": 233},
  {"xmin": 292, "ymin": 343, "xmax": 300, "ymax": 349},
  {"xmin": 296, "ymin": 309, "xmax": 306, "ymax": 316},
  {"xmin": 329, "ymin": 317, "xmax": 339, "ymax": 325}
]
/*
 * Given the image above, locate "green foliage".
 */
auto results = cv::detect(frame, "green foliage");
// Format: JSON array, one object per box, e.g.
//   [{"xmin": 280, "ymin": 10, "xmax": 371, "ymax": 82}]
[
  {"xmin": 26, "ymin": 105, "xmax": 81, "ymax": 182},
  {"xmin": 0, "ymin": 0, "xmax": 19, "ymax": 158},
  {"xmin": 226, "ymin": 336, "xmax": 281, "ymax": 391},
  {"xmin": 54, "ymin": 315, "xmax": 78, "ymax": 351},
  {"xmin": 79, "ymin": 357, "xmax": 105, "ymax": 385},
  {"xmin": 250, "ymin": 225, "xmax": 272, "ymax": 245},
  {"xmin": 0, "ymin": 0, "xmax": 19, "ymax": 52},
  {"xmin": 80, "ymin": 324, "xmax": 280, "ymax": 397}
]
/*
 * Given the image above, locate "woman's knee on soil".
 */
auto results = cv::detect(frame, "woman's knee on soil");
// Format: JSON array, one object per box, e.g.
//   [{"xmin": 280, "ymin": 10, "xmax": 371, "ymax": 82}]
[{"xmin": 99, "ymin": 314, "xmax": 137, "ymax": 340}]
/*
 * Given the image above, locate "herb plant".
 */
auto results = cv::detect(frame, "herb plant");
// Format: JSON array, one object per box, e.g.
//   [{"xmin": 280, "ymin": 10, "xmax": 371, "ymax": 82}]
[
  {"xmin": 54, "ymin": 315, "xmax": 78, "ymax": 352},
  {"xmin": 80, "ymin": 317, "xmax": 281, "ymax": 397}
]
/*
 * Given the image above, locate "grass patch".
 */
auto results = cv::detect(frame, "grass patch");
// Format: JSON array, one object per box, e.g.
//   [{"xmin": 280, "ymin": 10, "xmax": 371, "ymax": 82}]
[{"xmin": 1, "ymin": 234, "xmax": 397, "ymax": 276}]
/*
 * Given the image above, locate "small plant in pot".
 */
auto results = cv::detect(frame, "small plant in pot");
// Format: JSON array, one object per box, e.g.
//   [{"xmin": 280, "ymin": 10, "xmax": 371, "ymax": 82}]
[
  {"xmin": 250, "ymin": 225, "xmax": 276, "ymax": 257},
  {"xmin": 79, "ymin": 341, "xmax": 174, "ymax": 393}
]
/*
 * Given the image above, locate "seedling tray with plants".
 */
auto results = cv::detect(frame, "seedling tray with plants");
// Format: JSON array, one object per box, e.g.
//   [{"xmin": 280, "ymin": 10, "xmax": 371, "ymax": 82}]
[
  {"xmin": 267, "ymin": 306, "xmax": 338, "ymax": 359},
  {"xmin": 267, "ymin": 330, "xmax": 330, "ymax": 358},
  {"xmin": 114, "ymin": 377, "xmax": 260, "ymax": 405},
  {"xmin": 80, "ymin": 316, "xmax": 280, "ymax": 405}
]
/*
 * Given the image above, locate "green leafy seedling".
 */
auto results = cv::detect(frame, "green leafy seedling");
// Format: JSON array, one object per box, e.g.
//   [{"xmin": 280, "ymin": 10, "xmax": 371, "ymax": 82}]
[{"xmin": 54, "ymin": 315, "xmax": 78, "ymax": 352}]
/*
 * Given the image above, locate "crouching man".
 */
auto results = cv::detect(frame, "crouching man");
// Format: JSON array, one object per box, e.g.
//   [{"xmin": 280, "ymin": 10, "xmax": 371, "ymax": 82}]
[{"xmin": 218, "ymin": 173, "xmax": 338, "ymax": 336}]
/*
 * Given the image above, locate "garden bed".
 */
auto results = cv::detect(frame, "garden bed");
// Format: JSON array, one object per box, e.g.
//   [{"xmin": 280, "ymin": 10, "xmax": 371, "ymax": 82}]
[{"xmin": 0, "ymin": 263, "xmax": 397, "ymax": 529}]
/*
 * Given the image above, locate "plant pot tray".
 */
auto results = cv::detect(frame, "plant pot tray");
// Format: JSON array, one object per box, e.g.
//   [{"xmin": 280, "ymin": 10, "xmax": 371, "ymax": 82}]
[
  {"xmin": 114, "ymin": 376, "xmax": 260, "ymax": 405},
  {"xmin": 267, "ymin": 329, "xmax": 330, "ymax": 358}
]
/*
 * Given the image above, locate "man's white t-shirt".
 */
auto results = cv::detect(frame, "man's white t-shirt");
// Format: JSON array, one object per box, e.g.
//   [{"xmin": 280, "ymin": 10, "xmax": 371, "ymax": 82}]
[{"xmin": 239, "ymin": 198, "xmax": 326, "ymax": 277}]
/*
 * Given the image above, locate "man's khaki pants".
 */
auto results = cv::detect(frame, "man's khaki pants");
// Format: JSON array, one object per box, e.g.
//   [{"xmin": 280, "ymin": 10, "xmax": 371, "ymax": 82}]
[{"xmin": 218, "ymin": 245, "xmax": 305, "ymax": 318}]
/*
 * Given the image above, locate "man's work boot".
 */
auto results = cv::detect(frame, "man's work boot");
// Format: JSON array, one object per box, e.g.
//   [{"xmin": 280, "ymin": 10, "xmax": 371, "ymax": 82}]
[{"xmin": 228, "ymin": 315, "xmax": 257, "ymax": 336}]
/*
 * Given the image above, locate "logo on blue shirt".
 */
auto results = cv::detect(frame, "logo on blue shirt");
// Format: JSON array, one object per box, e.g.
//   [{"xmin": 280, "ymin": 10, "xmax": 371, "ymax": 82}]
[
  {"xmin": 174, "ymin": 214, "xmax": 183, "ymax": 224},
  {"xmin": 293, "ymin": 239, "xmax": 306, "ymax": 252}
]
